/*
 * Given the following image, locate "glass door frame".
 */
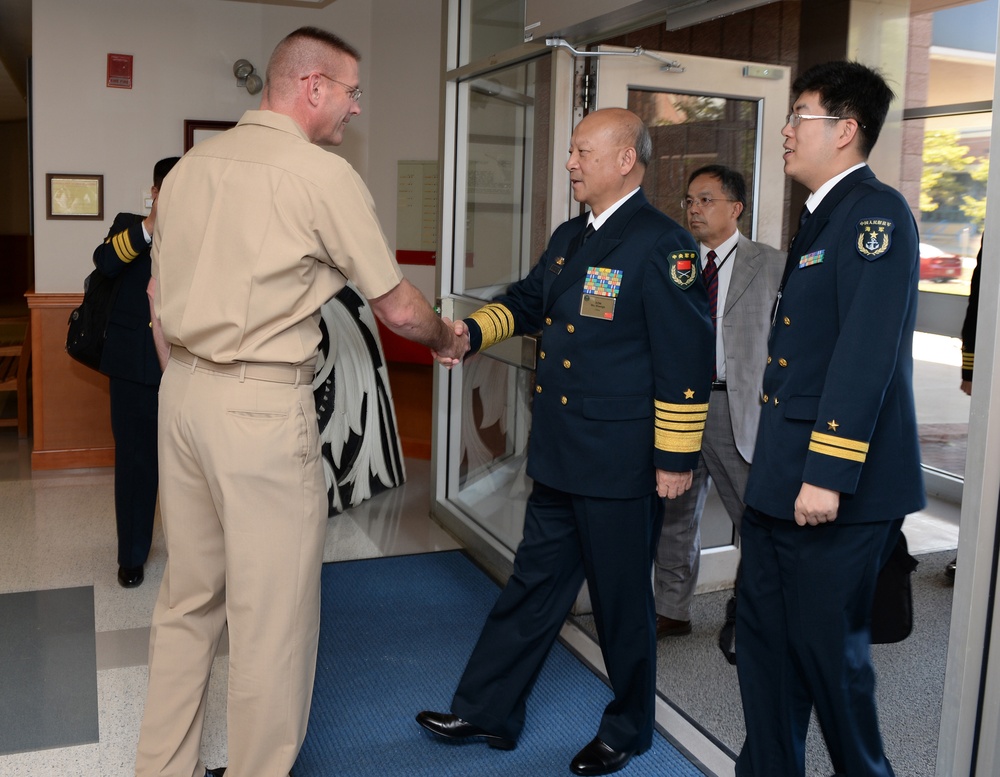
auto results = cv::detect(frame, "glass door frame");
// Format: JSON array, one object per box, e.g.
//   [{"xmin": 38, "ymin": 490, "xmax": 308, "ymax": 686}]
[
  {"xmin": 592, "ymin": 46, "xmax": 789, "ymax": 593},
  {"xmin": 938, "ymin": 79, "xmax": 1000, "ymax": 774},
  {"xmin": 432, "ymin": 6, "xmax": 576, "ymax": 574}
]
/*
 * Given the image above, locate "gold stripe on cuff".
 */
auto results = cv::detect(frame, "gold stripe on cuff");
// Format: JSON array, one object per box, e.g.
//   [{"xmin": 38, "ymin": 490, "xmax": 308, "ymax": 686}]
[
  {"xmin": 111, "ymin": 231, "xmax": 139, "ymax": 262},
  {"xmin": 468, "ymin": 303, "xmax": 515, "ymax": 350},
  {"xmin": 808, "ymin": 440, "xmax": 867, "ymax": 463},
  {"xmin": 810, "ymin": 431, "xmax": 868, "ymax": 453}
]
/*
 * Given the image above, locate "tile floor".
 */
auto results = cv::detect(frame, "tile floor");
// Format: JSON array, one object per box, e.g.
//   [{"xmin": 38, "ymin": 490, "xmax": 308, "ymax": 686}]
[
  {"xmin": 0, "ymin": 431, "xmax": 457, "ymax": 776},
  {"xmin": 0, "ymin": 425, "xmax": 959, "ymax": 777}
]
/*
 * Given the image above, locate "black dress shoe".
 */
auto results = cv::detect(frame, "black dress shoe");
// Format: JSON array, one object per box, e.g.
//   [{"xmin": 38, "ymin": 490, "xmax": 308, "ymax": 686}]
[
  {"xmin": 655, "ymin": 614, "xmax": 692, "ymax": 639},
  {"xmin": 415, "ymin": 710, "xmax": 516, "ymax": 750},
  {"xmin": 945, "ymin": 558, "xmax": 957, "ymax": 581},
  {"xmin": 570, "ymin": 737, "xmax": 638, "ymax": 776},
  {"xmin": 117, "ymin": 565, "xmax": 144, "ymax": 588},
  {"xmin": 205, "ymin": 769, "xmax": 226, "ymax": 777}
]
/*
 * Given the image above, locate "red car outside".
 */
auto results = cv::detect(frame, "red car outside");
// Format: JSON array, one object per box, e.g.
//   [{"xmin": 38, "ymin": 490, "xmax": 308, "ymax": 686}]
[{"xmin": 919, "ymin": 242, "xmax": 963, "ymax": 282}]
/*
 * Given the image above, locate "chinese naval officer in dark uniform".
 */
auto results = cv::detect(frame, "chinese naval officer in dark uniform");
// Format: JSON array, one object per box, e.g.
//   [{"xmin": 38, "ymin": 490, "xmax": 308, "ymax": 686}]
[
  {"xmin": 735, "ymin": 61, "xmax": 925, "ymax": 777},
  {"xmin": 418, "ymin": 107, "xmax": 714, "ymax": 776}
]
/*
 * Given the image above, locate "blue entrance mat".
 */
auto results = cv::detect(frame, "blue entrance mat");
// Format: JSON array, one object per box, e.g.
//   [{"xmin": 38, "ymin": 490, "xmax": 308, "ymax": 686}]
[{"xmin": 295, "ymin": 551, "xmax": 701, "ymax": 776}]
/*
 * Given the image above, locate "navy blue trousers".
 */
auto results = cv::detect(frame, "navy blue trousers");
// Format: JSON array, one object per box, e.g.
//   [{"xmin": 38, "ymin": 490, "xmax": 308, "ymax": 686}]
[
  {"xmin": 735, "ymin": 507, "xmax": 902, "ymax": 777},
  {"xmin": 452, "ymin": 480, "xmax": 662, "ymax": 752},
  {"xmin": 109, "ymin": 376, "xmax": 159, "ymax": 568}
]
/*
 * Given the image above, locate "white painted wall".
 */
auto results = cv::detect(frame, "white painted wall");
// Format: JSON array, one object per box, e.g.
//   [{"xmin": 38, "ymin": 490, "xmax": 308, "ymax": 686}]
[
  {"xmin": 31, "ymin": 0, "xmax": 441, "ymax": 300},
  {"xmin": 367, "ymin": 0, "xmax": 444, "ymax": 301}
]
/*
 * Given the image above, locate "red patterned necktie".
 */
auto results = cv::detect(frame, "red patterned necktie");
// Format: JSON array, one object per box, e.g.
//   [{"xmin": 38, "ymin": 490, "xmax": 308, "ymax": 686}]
[{"xmin": 703, "ymin": 250, "xmax": 718, "ymax": 380}]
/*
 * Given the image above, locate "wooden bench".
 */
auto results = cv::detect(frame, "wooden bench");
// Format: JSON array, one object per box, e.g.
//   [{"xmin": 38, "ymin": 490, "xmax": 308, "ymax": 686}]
[{"xmin": 0, "ymin": 317, "xmax": 31, "ymax": 438}]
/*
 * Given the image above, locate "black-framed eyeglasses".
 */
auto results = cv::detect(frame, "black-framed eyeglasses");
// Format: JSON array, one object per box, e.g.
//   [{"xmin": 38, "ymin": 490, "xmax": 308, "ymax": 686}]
[
  {"xmin": 302, "ymin": 72, "xmax": 363, "ymax": 102},
  {"xmin": 785, "ymin": 113, "xmax": 865, "ymax": 129},
  {"xmin": 681, "ymin": 196, "xmax": 737, "ymax": 210}
]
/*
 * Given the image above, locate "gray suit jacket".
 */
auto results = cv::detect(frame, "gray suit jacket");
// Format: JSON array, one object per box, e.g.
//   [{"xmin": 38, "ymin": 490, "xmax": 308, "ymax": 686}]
[{"xmin": 719, "ymin": 232, "xmax": 785, "ymax": 462}]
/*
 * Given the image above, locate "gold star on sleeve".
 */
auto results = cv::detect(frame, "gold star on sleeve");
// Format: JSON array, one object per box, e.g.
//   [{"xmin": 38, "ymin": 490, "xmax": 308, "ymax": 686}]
[
  {"xmin": 827, "ymin": 420, "xmax": 839, "ymax": 432},
  {"xmin": 683, "ymin": 388, "xmax": 695, "ymax": 399}
]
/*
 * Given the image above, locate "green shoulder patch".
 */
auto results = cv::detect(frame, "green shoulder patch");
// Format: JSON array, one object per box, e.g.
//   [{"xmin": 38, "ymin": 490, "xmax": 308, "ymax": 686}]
[
  {"xmin": 856, "ymin": 218, "xmax": 895, "ymax": 261},
  {"xmin": 668, "ymin": 250, "xmax": 699, "ymax": 289}
]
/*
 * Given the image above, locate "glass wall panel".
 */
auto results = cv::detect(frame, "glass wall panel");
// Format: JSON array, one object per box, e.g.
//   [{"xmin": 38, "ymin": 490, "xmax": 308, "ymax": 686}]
[
  {"xmin": 911, "ymin": 104, "xmax": 990, "ymax": 479},
  {"xmin": 459, "ymin": 58, "xmax": 551, "ymax": 297},
  {"xmin": 451, "ymin": 354, "xmax": 534, "ymax": 549},
  {"xmin": 905, "ymin": 0, "xmax": 994, "ymax": 483},
  {"xmin": 462, "ymin": 0, "xmax": 526, "ymax": 68},
  {"xmin": 629, "ymin": 90, "xmax": 759, "ymax": 238},
  {"xmin": 916, "ymin": 111, "xmax": 989, "ymax": 294},
  {"xmin": 446, "ymin": 54, "xmax": 551, "ymax": 553}
]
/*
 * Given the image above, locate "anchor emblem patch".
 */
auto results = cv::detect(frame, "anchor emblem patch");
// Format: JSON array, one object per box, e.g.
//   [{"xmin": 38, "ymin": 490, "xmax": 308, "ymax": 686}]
[{"xmin": 856, "ymin": 218, "xmax": 894, "ymax": 260}]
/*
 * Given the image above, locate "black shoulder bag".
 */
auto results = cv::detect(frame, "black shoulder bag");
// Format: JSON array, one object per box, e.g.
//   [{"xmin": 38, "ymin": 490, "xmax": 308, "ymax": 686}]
[
  {"xmin": 65, "ymin": 268, "xmax": 124, "ymax": 371},
  {"xmin": 870, "ymin": 532, "xmax": 919, "ymax": 644}
]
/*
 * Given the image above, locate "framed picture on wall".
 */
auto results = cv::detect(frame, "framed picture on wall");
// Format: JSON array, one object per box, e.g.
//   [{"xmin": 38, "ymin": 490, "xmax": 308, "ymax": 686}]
[
  {"xmin": 184, "ymin": 119, "xmax": 237, "ymax": 152},
  {"xmin": 45, "ymin": 174, "xmax": 104, "ymax": 220}
]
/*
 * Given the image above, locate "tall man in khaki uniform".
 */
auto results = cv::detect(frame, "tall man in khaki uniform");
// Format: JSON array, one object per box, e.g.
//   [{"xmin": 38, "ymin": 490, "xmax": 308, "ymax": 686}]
[{"xmin": 136, "ymin": 27, "xmax": 466, "ymax": 777}]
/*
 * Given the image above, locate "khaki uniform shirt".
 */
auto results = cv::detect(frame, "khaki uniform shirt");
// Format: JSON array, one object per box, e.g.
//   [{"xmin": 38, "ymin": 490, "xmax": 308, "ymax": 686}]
[{"xmin": 152, "ymin": 110, "xmax": 403, "ymax": 365}]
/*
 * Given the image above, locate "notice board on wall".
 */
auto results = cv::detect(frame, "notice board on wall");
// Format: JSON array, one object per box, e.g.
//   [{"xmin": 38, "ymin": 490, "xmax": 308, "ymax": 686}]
[{"xmin": 396, "ymin": 160, "xmax": 439, "ymax": 266}]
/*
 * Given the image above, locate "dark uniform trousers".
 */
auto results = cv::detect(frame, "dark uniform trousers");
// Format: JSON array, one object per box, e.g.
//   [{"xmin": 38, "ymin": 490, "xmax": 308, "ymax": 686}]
[
  {"xmin": 109, "ymin": 377, "xmax": 159, "ymax": 567},
  {"xmin": 736, "ymin": 509, "xmax": 902, "ymax": 776},
  {"xmin": 452, "ymin": 480, "xmax": 663, "ymax": 753},
  {"xmin": 453, "ymin": 189, "xmax": 712, "ymax": 756}
]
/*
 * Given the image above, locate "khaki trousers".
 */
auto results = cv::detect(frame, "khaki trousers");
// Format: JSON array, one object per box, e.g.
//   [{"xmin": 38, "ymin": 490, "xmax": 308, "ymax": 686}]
[{"xmin": 135, "ymin": 356, "xmax": 327, "ymax": 777}]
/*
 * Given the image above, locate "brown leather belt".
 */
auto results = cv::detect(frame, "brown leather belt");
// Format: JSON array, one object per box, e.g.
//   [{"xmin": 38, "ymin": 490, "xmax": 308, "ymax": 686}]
[{"xmin": 170, "ymin": 345, "xmax": 315, "ymax": 386}]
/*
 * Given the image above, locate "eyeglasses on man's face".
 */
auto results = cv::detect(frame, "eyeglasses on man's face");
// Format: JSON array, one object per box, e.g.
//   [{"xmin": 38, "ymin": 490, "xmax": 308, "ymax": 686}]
[
  {"xmin": 784, "ymin": 113, "xmax": 846, "ymax": 128},
  {"xmin": 302, "ymin": 72, "xmax": 363, "ymax": 102},
  {"xmin": 680, "ymin": 196, "xmax": 737, "ymax": 210}
]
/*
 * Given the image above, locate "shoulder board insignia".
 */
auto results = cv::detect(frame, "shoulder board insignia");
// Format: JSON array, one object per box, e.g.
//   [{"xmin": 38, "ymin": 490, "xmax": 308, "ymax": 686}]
[
  {"xmin": 856, "ymin": 218, "xmax": 894, "ymax": 261},
  {"xmin": 668, "ymin": 250, "xmax": 699, "ymax": 289}
]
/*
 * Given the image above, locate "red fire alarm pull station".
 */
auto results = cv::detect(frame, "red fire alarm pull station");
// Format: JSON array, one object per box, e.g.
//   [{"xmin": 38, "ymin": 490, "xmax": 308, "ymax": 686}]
[{"xmin": 107, "ymin": 54, "xmax": 133, "ymax": 89}]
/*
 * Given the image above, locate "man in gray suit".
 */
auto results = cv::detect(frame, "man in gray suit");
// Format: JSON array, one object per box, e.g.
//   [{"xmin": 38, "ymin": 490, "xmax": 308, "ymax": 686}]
[{"xmin": 654, "ymin": 165, "xmax": 784, "ymax": 638}]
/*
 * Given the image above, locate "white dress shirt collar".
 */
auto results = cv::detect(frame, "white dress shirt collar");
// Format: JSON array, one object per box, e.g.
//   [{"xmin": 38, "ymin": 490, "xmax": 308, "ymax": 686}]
[
  {"xmin": 587, "ymin": 187, "xmax": 641, "ymax": 232},
  {"xmin": 804, "ymin": 162, "xmax": 867, "ymax": 215}
]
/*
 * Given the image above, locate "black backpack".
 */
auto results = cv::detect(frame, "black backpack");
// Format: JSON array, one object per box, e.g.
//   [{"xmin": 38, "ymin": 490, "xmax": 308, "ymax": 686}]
[{"xmin": 65, "ymin": 268, "xmax": 124, "ymax": 371}]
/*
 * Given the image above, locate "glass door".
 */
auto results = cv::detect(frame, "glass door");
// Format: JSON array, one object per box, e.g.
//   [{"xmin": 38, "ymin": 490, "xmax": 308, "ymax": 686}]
[
  {"xmin": 594, "ymin": 46, "xmax": 789, "ymax": 586},
  {"xmin": 434, "ymin": 49, "xmax": 562, "ymax": 562}
]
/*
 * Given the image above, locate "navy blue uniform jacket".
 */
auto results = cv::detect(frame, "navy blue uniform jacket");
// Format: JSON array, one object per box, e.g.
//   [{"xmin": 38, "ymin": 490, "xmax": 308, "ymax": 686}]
[
  {"xmin": 744, "ymin": 167, "xmax": 926, "ymax": 522},
  {"xmin": 92, "ymin": 212, "xmax": 162, "ymax": 386},
  {"xmin": 465, "ymin": 189, "xmax": 714, "ymax": 500}
]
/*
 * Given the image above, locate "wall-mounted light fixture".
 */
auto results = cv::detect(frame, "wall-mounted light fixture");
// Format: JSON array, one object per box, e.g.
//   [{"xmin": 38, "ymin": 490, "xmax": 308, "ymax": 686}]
[{"xmin": 233, "ymin": 59, "xmax": 263, "ymax": 95}]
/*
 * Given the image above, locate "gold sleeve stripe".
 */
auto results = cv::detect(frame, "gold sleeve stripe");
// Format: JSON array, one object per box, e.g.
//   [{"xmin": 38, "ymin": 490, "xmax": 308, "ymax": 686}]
[
  {"xmin": 110, "ymin": 230, "xmax": 140, "ymax": 263},
  {"xmin": 656, "ymin": 409, "xmax": 709, "ymax": 423},
  {"xmin": 656, "ymin": 420, "xmax": 707, "ymax": 432},
  {"xmin": 655, "ymin": 400, "xmax": 710, "ymax": 415},
  {"xmin": 656, "ymin": 428, "xmax": 704, "ymax": 453},
  {"xmin": 809, "ymin": 441, "xmax": 867, "ymax": 463},
  {"xmin": 963, "ymin": 352, "xmax": 974, "ymax": 369},
  {"xmin": 810, "ymin": 431, "xmax": 868, "ymax": 453},
  {"xmin": 655, "ymin": 399, "xmax": 707, "ymax": 453},
  {"xmin": 468, "ymin": 303, "xmax": 515, "ymax": 350}
]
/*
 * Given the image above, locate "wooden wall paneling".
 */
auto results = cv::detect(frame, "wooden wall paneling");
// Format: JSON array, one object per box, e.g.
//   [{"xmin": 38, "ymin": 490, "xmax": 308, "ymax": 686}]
[{"xmin": 26, "ymin": 292, "xmax": 114, "ymax": 470}]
